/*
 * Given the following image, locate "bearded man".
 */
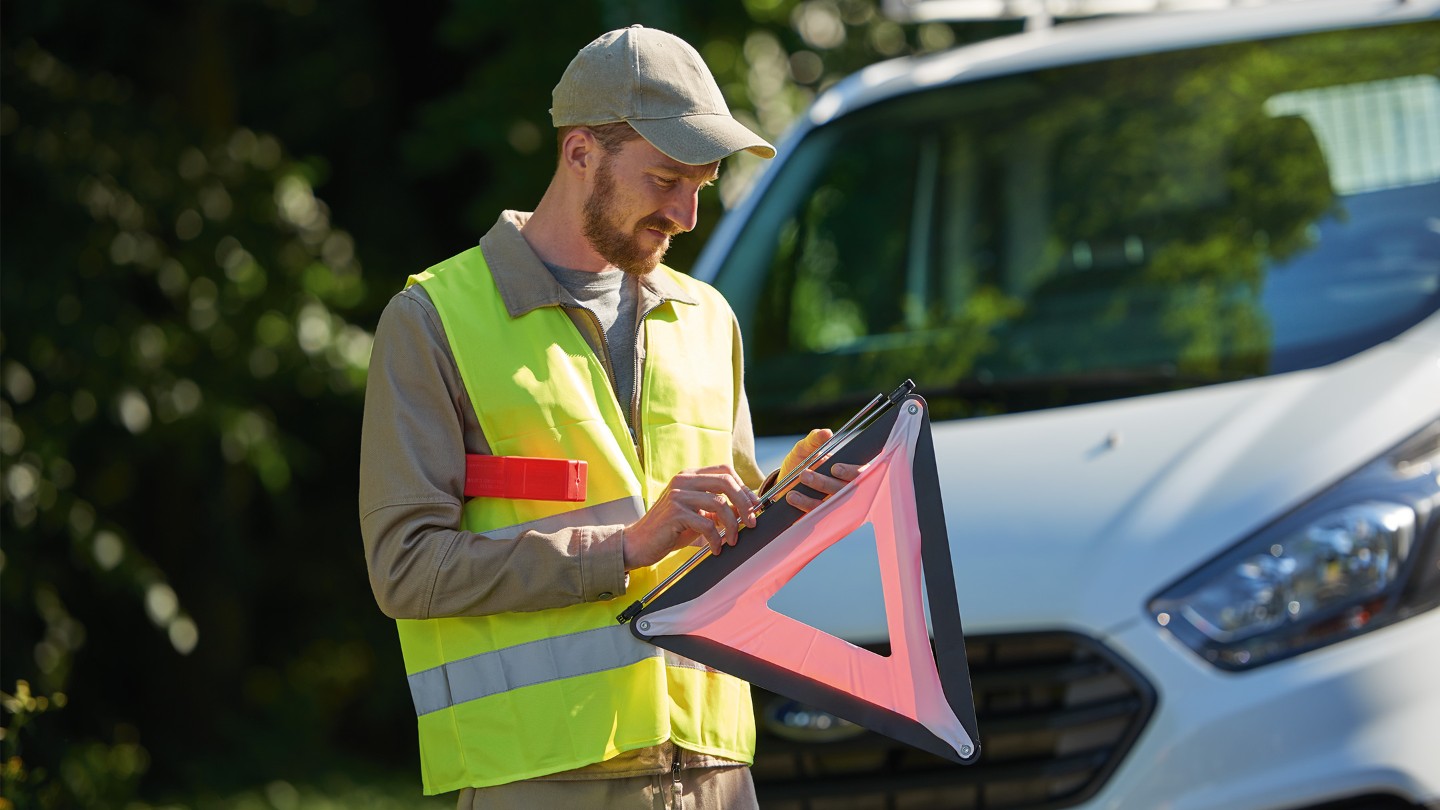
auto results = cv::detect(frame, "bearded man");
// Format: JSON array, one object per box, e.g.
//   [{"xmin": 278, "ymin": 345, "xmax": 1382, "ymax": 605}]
[{"xmin": 359, "ymin": 25, "xmax": 855, "ymax": 810}]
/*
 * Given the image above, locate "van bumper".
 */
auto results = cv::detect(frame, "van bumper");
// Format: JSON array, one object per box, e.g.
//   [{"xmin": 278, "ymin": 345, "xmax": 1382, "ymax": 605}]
[{"xmin": 1091, "ymin": 608, "xmax": 1440, "ymax": 810}]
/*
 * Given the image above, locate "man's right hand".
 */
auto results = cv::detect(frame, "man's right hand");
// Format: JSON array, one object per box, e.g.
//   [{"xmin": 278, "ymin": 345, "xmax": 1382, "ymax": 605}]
[{"xmin": 623, "ymin": 465, "xmax": 760, "ymax": 570}]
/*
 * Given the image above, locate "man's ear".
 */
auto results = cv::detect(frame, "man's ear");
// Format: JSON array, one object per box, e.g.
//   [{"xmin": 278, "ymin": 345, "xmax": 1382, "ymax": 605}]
[{"xmin": 559, "ymin": 128, "xmax": 597, "ymax": 178}]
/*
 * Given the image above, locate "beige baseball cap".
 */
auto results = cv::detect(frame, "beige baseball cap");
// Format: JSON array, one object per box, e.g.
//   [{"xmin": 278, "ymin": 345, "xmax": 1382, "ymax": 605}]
[{"xmin": 551, "ymin": 25, "xmax": 776, "ymax": 165}]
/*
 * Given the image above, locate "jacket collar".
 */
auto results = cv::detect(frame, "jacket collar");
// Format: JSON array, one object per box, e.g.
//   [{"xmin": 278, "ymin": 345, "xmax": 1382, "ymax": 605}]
[{"xmin": 478, "ymin": 210, "xmax": 698, "ymax": 319}]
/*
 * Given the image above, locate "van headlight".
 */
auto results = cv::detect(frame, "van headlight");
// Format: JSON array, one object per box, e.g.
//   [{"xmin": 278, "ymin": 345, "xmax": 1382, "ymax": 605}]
[{"xmin": 1149, "ymin": 418, "xmax": 1440, "ymax": 671}]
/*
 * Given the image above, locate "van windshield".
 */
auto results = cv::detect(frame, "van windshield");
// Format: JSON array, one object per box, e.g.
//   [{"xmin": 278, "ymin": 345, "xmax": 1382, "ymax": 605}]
[{"xmin": 715, "ymin": 21, "xmax": 1440, "ymax": 434}]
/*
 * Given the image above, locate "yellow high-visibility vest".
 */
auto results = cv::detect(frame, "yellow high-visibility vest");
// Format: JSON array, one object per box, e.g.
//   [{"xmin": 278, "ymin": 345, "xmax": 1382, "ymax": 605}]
[{"xmin": 396, "ymin": 245, "xmax": 754, "ymax": 794}]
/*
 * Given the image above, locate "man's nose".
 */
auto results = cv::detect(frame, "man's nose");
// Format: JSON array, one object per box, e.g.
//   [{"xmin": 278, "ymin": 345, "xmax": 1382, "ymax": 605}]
[{"xmin": 664, "ymin": 187, "xmax": 701, "ymax": 233}]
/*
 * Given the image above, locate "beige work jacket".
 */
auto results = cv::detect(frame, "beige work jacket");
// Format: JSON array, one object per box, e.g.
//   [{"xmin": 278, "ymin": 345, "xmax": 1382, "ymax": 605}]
[{"xmin": 358, "ymin": 210, "xmax": 765, "ymax": 780}]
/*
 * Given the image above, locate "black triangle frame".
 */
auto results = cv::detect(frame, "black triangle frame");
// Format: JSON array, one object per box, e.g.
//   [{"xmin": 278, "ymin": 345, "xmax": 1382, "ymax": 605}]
[{"xmin": 631, "ymin": 394, "xmax": 981, "ymax": 763}]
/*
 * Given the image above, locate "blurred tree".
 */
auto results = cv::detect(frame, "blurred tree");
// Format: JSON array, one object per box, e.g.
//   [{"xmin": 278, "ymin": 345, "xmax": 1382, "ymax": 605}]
[{"xmin": 1, "ymin": 33, "xmax": 388, "ymax": 804}]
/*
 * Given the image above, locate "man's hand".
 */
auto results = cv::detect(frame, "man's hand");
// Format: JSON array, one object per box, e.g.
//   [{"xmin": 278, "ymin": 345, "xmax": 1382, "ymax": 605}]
[
  {"xmin": 623, "ymin": 465, "xmax": 760, "ymax": 570},
  {"xmin": 784, "ymin": 463, "xmax": 862, "ymax": 512},
  {"xmin": 779, "ymin": 428, "xmax": 832, "ymax": 482},
  {"xmin": 778, "ymin": 429, "xmax": 863, "ymax": 513}
]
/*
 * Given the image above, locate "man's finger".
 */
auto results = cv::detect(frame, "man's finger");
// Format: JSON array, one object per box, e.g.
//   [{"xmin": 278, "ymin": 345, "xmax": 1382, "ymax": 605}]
[
  {"xmin": 680, "ymin": 509, "xmax": 722, "ymax": 549},
  {"xmin": 785, "ymin": 488, "xmax": 823, "ymax": 513},
  {"xmin": 671, "ymin": 471, "xmax": 758, "ymax": 525},
  {"xmin": 783, "ymin": 429, "xmax": 832, "ymax": 474},
  {"xmin": 688, "ymin": 512, "xmax": 726, "ymax": 554},
  {"xmin": 672, "ymin": 490, "xmax": 739, "ymax": 544},
  {"xmin": 799, "ymin": 468, "xmax": 845, "ymax": 496},
  {"xmin": 708, "ymin": 493, "xmax": 740, "ymax": 543}
]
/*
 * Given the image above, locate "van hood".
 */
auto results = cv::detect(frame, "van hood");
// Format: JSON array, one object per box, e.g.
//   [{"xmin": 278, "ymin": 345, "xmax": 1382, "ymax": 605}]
[{"xmin": 751, "ymin": 326, "xmax": 1440, "ymax": 643}]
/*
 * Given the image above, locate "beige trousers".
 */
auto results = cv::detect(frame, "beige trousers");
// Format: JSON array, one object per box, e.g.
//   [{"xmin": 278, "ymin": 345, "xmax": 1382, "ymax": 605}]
[{"xmin": 456, "ymin": 765, "xmax": 758, "ymax": 810}]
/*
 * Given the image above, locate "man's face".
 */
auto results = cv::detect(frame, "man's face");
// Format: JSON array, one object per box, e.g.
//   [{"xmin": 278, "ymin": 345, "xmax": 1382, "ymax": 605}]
[{"xmin": 581, "ymin": 137, "xmax": 720, "ymax": 275}]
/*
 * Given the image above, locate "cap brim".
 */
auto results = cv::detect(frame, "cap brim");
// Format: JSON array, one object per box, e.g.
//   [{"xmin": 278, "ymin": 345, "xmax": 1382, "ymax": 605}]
[{"xmin": 629, "ymin": 114, "xmax": 776, "ymax": 165}]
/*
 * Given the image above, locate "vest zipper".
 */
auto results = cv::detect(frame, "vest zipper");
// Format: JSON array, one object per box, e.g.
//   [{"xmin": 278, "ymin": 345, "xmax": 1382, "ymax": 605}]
[
  {"xmin": 564, "ymin": 303, "xmax": 635, "ymax": 444},
  {"xmin": 563, "ymin": 292, "xmax": 669, "ymax": 477},
  {"xmin": 631, "ymin": 293, "xmax": 665, "ymax": 475},
  {"xmin": 671, "ymin": 747, "xmax": 683, "ymax": 807}
]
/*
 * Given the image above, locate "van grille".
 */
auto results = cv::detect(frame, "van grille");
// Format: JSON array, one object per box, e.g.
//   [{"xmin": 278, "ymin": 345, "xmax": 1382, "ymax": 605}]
[{"xmin": 751, "ymin": 632, "xmax": 1155, "ymax": 810}]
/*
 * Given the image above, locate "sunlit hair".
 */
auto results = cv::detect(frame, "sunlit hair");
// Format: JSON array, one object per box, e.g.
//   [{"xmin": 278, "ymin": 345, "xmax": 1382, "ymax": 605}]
[{"xmin": 556, "ymin": 121, "xmax": 644, "ymax": 159}]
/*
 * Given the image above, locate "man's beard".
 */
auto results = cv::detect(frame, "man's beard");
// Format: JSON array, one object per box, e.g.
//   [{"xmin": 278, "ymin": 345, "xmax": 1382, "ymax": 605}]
[{"xmin": 582, "ymin": 159, "xmax": 679, "ymax": 276}]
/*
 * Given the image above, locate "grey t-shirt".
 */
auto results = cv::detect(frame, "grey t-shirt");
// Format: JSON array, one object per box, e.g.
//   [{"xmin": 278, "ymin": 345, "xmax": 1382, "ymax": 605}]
[{"xmin": 544, "ymin": 263, "xmax": 640, "ymax": 427}]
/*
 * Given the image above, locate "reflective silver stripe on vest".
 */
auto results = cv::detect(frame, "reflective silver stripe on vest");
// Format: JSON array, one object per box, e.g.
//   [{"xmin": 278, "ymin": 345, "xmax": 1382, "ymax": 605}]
[
  {"xmin": 408, "ymin": 623, "xmax": 662, "ymax": 716},
  {"xmin": 664, "ymin": 649, "xmax": 717, "ymax": 674},
  {"xmin": 480, "ymin": 496, "xmax": 646, "ymax": 541}
]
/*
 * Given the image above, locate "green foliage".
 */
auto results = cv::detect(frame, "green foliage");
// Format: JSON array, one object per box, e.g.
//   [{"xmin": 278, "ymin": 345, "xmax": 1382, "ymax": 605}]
[
  {"xmin": 2, "ymin": 35, "xmax": 380, "ymax": 809},
  {"xmin": 2, "ymin": 681, "xmax": 70, "ymax": 808}
]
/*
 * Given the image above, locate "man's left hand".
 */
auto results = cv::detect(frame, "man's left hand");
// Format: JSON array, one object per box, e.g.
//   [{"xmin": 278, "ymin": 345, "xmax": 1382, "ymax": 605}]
[
  {"xmin": 784, "ymin": 462, "xmax": 861, "ymax": 512},
  {"xmin": 777, "ymin": 428, "xmax": 863, "ymax": 513}
]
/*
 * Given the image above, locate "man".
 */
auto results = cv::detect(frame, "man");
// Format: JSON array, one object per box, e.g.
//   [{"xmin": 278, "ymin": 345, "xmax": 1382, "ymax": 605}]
[{"xmin": 359, "ymin": 25, "xmax": 854, "ymax": 809}]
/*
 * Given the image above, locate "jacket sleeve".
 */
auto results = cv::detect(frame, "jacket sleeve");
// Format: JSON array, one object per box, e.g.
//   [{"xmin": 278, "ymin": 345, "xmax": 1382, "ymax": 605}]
[{"xmin": 358, "ymin": 288, "xmax": 628, "ymax": 620}]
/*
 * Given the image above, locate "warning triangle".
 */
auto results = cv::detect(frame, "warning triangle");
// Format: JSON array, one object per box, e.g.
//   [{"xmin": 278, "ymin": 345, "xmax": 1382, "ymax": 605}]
[{"xmin": 630, "ymin": 394, "xmax": 980, "ymax": 763}]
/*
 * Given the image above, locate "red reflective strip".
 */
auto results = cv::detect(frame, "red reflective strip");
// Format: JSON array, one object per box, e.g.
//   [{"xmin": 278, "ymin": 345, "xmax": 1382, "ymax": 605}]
[{"xmin": 464, "ymin": 455, "xmax": 588, "ymax": 502}]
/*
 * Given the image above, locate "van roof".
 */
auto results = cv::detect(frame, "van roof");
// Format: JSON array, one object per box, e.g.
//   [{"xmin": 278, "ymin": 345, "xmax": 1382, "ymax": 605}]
[{"xmin": 807, "ymin": 0, "xmax": 1440, "ymax": 128}]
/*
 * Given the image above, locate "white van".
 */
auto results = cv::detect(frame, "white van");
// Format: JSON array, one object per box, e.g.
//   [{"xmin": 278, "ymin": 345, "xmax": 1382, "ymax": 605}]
[{"xmin": 693, "ymin": 1, "xmax": 1440, "ymax": 808}]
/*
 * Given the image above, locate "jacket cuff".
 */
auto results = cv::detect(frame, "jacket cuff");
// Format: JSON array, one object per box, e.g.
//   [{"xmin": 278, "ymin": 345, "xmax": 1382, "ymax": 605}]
[
  {"xmin": 762, "ymin": 468, "xmax": 781, "ymax": 493},
  {"xmin": 584, "ymin": 524, "xmax": 630, "ymax": 602}
]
